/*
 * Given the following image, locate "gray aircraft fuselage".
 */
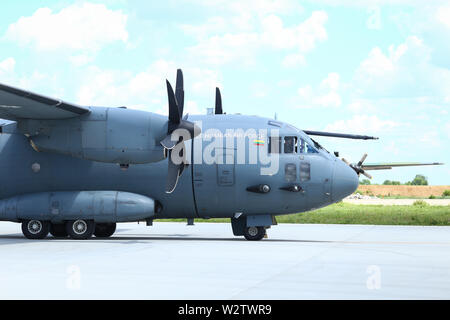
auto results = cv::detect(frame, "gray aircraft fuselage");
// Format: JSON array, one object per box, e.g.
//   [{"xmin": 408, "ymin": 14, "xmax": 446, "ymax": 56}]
[{"xmin": 0, "ymin": 110, "xmax": 358, "ymax": 222}]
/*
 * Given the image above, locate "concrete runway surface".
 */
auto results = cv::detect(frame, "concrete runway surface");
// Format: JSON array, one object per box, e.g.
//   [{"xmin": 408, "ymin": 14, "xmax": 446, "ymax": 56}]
[{"xmin": 0, "ymin": 222, "xmax": 449, "ymax": 300}]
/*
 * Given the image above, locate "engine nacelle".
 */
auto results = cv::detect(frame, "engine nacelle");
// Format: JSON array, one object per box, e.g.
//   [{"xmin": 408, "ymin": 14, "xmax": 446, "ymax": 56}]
[
  {"xmin": 19, "ymin": 107, "xmax": 168, "ymax": 164},
  {"xmin": 0, "ymin": 191, "xmax": 155, "ymax": 223}
]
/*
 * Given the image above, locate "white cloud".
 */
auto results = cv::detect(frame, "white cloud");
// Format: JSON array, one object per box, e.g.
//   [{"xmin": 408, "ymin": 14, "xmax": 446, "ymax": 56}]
[
  {"xmin": 384, "ymin": 141, "xmax": 400, "ymax": 156},
  {"xmin": 186, "ymin": 11, "xmax": 328, "ymax": 66},
  {"xmin": 296, "ymin": 73, "xmax": 342, "ymax": 108},
  {"xmin": 445, "ymin": 122, "xmax": 450, "ymax": 139},
  {"xmin": 76, "ymin": 60, "xmax": 220, "ymax": 115},
  {"xmin": 325, "ymin": 115, "xmax": 400, "ymax": 134},
  {"xmin": 187, "ymin": 33, "xmax": 260, "ymax": 66},
  {"xmin": 69, "ymin": 54, "xmax": 95, "ymax": 67},
  {"xmin": 435, "ymin": 5, "xmax": 450, "ymax": 28},
  {"xmin": 251, "ymin": 82, "xmax": 270, "ymax": 98},
  {"xmin": 4, "ymin": 3, "xmax": 128, "ymax": 52},
  {"xmin": 77, "ymin": 60, "xmax": 175, "ymax": 108},
  {"xmin": 358, "ymin": 47, "xmax": 395, "ymax": 77},
  {"xmin": 418, "ymin": 130, "xmax": 441, "ymax": 147},
  {"xmin": 0, "ymin": 58, "xmax": 15, "ymax": 77},
  {"xmin": 282, "ymin": 54, "xmax": 306, "ymax": 68},
  {"xmin": 181, "ymin": 17, "xmax": 228, "ymax": 39},
  {"xmin": 347, "ymin": 99, "xmax": 377, "ymax": 113},
  {"xmin": 354, "ymin": 36, "xmax": 450, "ymax": 99},
  {"xmin": 186, "ymin": 0, "xmax": 304, "ymax": 17}
]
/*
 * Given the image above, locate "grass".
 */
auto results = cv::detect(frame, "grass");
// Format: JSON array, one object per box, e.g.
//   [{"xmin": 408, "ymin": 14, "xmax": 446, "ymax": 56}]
[
  {"xmin": 157, "ymin": 203, "xmax": 450, "ymax": 226},
  {"xmin": 375, "ymin": 195, "xmax": 450, "ymax": 199}
]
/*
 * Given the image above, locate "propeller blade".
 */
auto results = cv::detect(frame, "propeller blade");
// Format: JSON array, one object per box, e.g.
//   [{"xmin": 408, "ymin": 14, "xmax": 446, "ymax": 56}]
[
  {"xmin": 215, "ymin": 87, "xmax": 223, "ymax": 115},
  {"xmin": 178, "ymin": 141, "xmax": 187, "ymax": 177},
  {"xmin": 361, "ymin": 171, "xmax": 373, "ymax": 179},
  {"xmin": 358, "ymin": 153, "xmax": 368, "ymax": 167},
  {"xmin": 162, "ymin": 70, "xmax": 201, "ymax": 194},
  {"xmin": 178, "ymin": 120, "xmax": 198, "ymax": 139},
  {"xmin": 342, "ymin": 158, "xmax": 350, "ymax": 165},
  {"xmin": 166, "ymin": 80, "xmax": 180, "ymax": 126},
  {"xmin": 176, "ymin": 69, "xmax": 185, "ymax": 117}
]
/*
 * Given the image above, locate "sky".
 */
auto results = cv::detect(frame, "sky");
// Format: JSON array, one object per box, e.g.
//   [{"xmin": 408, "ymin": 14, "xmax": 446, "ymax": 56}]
[{"xmin": 0, "ymin": 0, "xmax": 449, "ymax": 185}]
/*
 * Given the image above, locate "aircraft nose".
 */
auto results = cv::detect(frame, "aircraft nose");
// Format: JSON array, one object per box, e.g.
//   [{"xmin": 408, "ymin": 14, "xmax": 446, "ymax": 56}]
[{"xmin": 332, "ymin": 160, "xmax": 359, "ymax": 202}]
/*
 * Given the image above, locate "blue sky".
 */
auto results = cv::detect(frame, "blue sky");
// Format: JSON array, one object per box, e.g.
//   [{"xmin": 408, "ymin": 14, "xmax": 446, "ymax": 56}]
[{"xmin": 0, "ymin": 0, "xmax": 449, "ymax": 184}]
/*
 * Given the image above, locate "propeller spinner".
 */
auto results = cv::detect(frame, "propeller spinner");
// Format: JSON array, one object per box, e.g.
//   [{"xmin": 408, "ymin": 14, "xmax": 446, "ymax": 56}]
[
  {"xmin": 342, "ymin": 153, "xmax": 373, "ymax": 179},
  {"xmin": 161, "ymin": 70, "xmax": 201, "ymax": 194}
]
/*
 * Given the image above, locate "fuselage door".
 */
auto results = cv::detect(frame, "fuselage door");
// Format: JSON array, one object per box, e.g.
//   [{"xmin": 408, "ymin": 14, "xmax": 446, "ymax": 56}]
[{"xmin": 193, "ymin": 148, "xmax": 237, "ymax": 218}]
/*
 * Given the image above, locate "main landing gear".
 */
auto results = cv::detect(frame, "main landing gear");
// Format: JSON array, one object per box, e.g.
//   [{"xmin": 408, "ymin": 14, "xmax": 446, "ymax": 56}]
[
  {"xmin": 22, "ymin": 220, "xmax": 50, "ymax": 240},
  {"xmin": 243, "ymin": 226, "xmax": 266, "ymax": 241},
  {"xmin": 21, "ymin": 220, "xmax": 117, "ymax": 240}
]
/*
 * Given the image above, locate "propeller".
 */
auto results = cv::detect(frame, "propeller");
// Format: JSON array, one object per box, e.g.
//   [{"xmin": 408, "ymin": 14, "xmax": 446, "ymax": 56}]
[
  {"xmin": 161, "ymin": 69, "xmax": 201, "ymax": 194},
  {"xmin": 342, "ymin": 153, "xmax": 373, "ymax": 179},
  {"xmin": 215, "ymin": 87, "xmax": 223, "ymax": 115}
]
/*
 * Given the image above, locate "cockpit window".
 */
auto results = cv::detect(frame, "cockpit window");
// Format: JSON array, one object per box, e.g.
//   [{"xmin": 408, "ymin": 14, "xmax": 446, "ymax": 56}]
[
  {"xmin": 284, "ymin": 136, "xmax": 298, "ymax": 153},
  {"xmin": 306, "ymin": 143, "xmax": 318, "ymax": 154},
  {"xmin": 270, "ymin": 136, "xmax": 318, "ymax": 154},
  {"xmin": 299, "ymin": 139, "xmax": 318, "ymax": 154}
]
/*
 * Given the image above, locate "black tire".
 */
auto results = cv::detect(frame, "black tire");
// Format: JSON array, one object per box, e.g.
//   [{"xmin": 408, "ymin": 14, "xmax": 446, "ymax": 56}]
[
  {"xmin": 50, "ymin": 223, "xmax": 68, "ymax": 238},
  {"xmin": 22, "ymin": 220, "xmax": 50, "ymax": 240},
  {"xmin": 94, "ymin": 223, "xmax": 117, "ymax": 238},
  {"xmin": 244, "ymin": 226, "xmax": 266, "ymax": 241},
  {"xmin": 66, "ymin": 220, "xmax": 95, "ymax": 240}
]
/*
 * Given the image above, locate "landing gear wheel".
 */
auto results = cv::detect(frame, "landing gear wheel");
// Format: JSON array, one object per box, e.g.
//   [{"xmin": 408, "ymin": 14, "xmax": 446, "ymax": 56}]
[
  {"xmin": 94, "ymin": 223, "xmax": 117, "ymax": 238},
  {"xmin": 244, "ymin": 226, "xmax": 266, "ymax": 241},
  {"xmin": 66, "ymin": 220, "xmax": 95, "ymax": 240},
  {"xmin": 50, "ymin": 223, "xmax": 68, "ymax": 238},
  {"xmin": 22, "ymin": 220, "xmax": 50, "ymax": 240}
]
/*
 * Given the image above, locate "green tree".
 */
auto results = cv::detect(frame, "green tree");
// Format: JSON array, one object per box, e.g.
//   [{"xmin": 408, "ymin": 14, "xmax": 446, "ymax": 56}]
[
  {"xmin": 383, "ymin": 180, "xmax": 401, "ymax": 185},
  {"xmin": 360, "ymin": 179, "xmax": 371, "ymax": 185},
  {"xmin": 410, "ymin": 175, "xmax": 428, "ymax": 186}
]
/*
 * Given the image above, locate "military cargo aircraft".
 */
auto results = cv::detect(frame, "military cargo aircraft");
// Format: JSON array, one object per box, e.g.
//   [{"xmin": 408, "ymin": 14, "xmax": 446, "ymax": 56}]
[{"xmin": 0, "ymin": 70, "xmax": 443, "ymax": 241}]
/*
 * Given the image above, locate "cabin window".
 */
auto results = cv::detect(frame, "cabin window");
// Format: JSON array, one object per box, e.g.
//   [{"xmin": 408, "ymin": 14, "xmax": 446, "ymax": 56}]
[
  {"xmin": 268, "ymin": 137, "xmax": 281, "ymax": 153},
  {"xmin": 284, "ymin": 136, "xmax": 298, "ymax": 153},
  {"xmin": 285, "ymin": 163, "xmax": 297, "ymax": 182},
  {"xmin": 300, "ymin": 162, "xmax": 311, "ymax": 181}
]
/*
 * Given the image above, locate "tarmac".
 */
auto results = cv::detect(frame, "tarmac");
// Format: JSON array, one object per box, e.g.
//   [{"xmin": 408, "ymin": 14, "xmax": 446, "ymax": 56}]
[{"xmin": 0, "ymin": 221, "xmax": 449, "ymax": 299}]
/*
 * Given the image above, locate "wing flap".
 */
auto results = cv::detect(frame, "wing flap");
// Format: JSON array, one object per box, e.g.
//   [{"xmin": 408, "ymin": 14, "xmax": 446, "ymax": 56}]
[{"xmin": 0, "ymin": 82, "xmax": 89, "ymax": 121}]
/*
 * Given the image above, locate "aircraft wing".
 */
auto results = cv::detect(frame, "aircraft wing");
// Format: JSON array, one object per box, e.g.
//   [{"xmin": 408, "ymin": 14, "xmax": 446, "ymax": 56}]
[
  {"xmin": 362, "ymin": 162, "xmax": 444, "ymax": 171},
  {"xmin": 0, "ymin": 82, "xmax": 89, "ymax": 121}
]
